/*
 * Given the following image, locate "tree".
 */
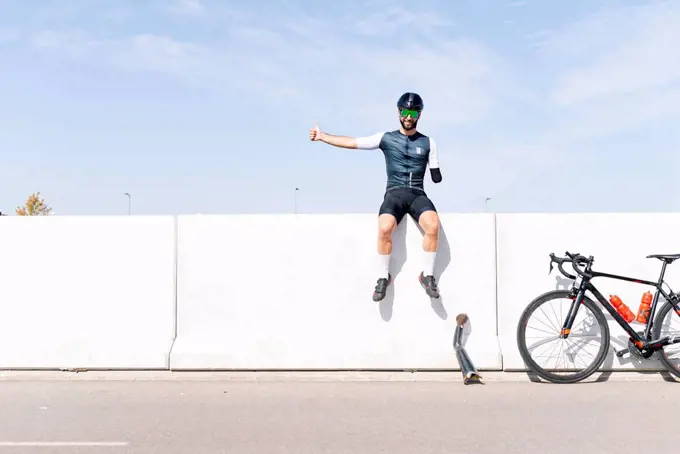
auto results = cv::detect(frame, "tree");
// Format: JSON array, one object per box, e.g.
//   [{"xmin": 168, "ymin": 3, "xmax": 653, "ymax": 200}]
[{"xmin": 16, "ymin": 192, "xmax": 53, "ymax": 216}]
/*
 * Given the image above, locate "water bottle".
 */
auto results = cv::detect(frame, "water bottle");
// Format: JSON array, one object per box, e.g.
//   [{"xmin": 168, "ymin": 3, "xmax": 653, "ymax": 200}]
[{"xmin": 609, "ymin": 295, "xmax": 636, "ymax": 323}]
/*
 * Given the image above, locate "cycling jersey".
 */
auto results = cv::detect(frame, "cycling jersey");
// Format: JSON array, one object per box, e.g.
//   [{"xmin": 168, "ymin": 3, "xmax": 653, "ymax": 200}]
[{"xmin": 355, "ymin": 130, "xmax": 440, "ymax": 192}]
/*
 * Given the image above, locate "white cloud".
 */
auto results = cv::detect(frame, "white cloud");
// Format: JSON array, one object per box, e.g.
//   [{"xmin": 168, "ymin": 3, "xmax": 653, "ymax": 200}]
[
  {"xmin": 225, "ymin": 9, "xmax": 511, "ymax": 128},
  {"xmin": 164, "ymin": 0, "xmax": 205, "ymax": 16},
  {"xmin": 30, "ymin": 29, "xmax": 104, "ymax": 58},
  {"xmin": 353, "ymin": 6, "xmax": 451, "ymax": 36},
  {"xmin": 428, "ymin": 139, "xmax": 568, "ymax": 209},
  {"xmin": 298, "ymin": 37, "xmax": 504, "ymax": 128},
  {"xmin": 22, "ymin": 3, "xmax": 511, "ymax": 128},
  {"xmin": 548, "ymin": 2, "xmax": 680, "ymax": 106},
  {"xmin": 550, "ymin": 86, "xmax": 680, "ymax": 144},
  {"xmin": 123, "ymin": 34, "xmax": 208, "ymax": 75},
  {"xmin": 524, "ymin": 29, "xmax": 552, "ymax": 48},
  {"xmin": 522, "ymin": 1, "xmax": 680, "ymax": 146}
]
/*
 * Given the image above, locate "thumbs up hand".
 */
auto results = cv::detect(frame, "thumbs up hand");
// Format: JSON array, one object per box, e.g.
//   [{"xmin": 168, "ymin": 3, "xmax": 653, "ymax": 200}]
[{"xmin": 309, "ymin": 122, "xmax": 323, "ymax": 141}]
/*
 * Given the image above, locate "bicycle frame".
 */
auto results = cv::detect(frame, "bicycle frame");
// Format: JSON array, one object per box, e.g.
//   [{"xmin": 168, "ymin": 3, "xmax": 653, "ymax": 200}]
[{"xmin": 557, "ymin": 254, "xmax": 680, "ymax": 351}]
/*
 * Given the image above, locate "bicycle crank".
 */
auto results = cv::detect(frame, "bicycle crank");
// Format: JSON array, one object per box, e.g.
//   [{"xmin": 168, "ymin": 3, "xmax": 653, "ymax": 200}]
[{"xmin": 616, "ymin": 333, "xmax": 655, "ymax": 359}]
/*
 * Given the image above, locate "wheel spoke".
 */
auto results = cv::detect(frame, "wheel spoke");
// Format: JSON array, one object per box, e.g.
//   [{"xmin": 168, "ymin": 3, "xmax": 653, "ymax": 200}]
[
  {"xmin": 518, "ymin": 292, "xmax": 608, "ymax": 382},
  {"xmin": 656, "ymin": 304, "xmax": 680, "ymax": 374}
]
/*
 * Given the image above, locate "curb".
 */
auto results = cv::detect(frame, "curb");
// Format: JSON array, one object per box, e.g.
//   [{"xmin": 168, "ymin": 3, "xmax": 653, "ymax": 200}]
[{"xmin": 0, "ymin": 370, "xmax": 676, "ymax": 382}]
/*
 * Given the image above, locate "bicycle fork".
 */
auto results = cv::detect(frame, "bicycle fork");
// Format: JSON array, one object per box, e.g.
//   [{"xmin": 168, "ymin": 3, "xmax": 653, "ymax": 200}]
[{"xmin": 560, "ymin": 286, "xmax": 584, "ymax": 338}]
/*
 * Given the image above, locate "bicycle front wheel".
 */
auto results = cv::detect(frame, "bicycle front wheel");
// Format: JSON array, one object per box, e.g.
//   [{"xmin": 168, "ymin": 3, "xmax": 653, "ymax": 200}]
[{"xmin": 516, "ymin": 290, "xmax": 610, "ymax": 384}]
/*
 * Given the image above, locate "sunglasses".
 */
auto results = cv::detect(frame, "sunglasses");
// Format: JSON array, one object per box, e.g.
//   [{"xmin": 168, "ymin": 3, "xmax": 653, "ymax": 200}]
[{"xmin": 400, "ymin": 108, "xmax": 420, "ymax": 118}]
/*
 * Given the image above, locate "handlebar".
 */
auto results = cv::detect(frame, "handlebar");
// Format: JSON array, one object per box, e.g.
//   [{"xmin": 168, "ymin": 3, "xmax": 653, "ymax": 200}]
[{"xmin": 549, "ymin": 251, "xmax": 593, "ymax": 280}]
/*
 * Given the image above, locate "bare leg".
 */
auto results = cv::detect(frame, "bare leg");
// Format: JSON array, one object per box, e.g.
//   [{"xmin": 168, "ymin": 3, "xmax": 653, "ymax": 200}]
[
  {"xmin": 378, "ymin": 213, "xmax": 397, "ymax": 255},
  {"xmin": 373, "ymin": 213, "xmax": 397, "ymax": 301},
  {"xmin": 418, "ymin": 210, "xmax": 440, "ymax": 253},
  {"xmin": 418, "ymin": 210, "xmax": 441, "ymax": 298}
]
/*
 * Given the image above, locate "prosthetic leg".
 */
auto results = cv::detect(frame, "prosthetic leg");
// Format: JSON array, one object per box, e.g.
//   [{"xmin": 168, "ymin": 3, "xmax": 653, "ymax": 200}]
[{"xmin": 454, "ymin": 313, "xmax": 483, "ymax": 385}]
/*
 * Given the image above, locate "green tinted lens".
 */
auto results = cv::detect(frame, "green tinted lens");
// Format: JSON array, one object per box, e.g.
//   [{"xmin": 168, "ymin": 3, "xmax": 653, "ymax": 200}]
[{"xmin": 400, "ymin": 108, "xmax": 419, "ymax": 118}]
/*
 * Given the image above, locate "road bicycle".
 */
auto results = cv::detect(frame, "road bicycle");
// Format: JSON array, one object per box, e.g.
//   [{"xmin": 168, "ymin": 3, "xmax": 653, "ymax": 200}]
[{"xmin": 516, "ymin": 251, "xmax": 680, "ymax": 384}]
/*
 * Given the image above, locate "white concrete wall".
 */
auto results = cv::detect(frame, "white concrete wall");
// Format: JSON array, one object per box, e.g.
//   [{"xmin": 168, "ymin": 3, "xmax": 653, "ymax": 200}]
[
  {"xmin": 497, "ymin": 213, "xmax": 680, "ymax": 371},
  {"xmin": 171, "ymin": 214, "xmax": 501, "ymax": 370},
  {"xmin": 4, "ymin": 212, "xmax": 677, "ymax": 373},
  {"xmin": 0, "ymin": 216, "xmax": 176, "ymax": 369}
]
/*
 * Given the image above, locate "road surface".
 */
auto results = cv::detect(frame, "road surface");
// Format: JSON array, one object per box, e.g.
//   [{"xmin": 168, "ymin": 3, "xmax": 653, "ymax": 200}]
[{"xmin": 0, "ymin": 373, "xmax": 676, "ymax": 453}]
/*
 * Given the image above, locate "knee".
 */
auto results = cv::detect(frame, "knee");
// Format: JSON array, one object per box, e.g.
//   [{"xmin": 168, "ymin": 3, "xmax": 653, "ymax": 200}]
[
  {"xmin": 378, "ymin": 219, "xmax": 396, "ymax": 240},
  {"xmin": 421, "ymin": 214, "xmax": 440, "ymax": 236}
]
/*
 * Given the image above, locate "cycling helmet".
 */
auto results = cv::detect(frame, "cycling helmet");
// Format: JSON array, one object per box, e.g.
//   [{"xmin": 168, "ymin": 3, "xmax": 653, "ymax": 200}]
[{"xmin": 397, "ymin": 92, "xmax": 424, "ymax": 111}]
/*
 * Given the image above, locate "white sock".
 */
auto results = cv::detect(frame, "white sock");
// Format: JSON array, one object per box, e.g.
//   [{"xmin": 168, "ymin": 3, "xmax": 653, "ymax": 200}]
[
  {"xmin": 423, "ymin": 251, "xmax": 436, "ymax": 277},
  {"xmin": 378, "ymin": 253, "xmax": 390, "ymax": 279}
]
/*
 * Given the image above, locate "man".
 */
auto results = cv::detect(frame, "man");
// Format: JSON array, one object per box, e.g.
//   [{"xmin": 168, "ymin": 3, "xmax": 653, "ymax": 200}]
[{"xmin": 309, "ymin": 92, "xmax": 443, "ymax": 302}]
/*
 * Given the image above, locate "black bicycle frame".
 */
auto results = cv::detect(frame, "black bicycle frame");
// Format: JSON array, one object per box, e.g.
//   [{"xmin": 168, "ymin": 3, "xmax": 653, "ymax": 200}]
[{"xmin": 561, "ymin": 258, "xmax": 680, "ymax": 350}]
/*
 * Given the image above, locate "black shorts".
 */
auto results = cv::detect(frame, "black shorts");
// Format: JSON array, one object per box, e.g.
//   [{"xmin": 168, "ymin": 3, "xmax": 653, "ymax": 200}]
[{"xmin": 378, "ymin": 188, "xmax": 437, "ymax": 223}]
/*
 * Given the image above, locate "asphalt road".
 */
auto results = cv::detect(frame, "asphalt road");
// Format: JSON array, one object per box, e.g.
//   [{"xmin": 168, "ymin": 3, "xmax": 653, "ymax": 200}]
[{"xmin": 0, "ymin": 376, "xmax": 677, "ymax": 453}]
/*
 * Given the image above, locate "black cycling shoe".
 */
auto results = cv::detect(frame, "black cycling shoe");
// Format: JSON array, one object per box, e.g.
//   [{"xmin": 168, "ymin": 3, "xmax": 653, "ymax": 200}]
[
  {"xmin": 419, "ymin": 272, "xmax": 440, "ymax": 299},
  {"xmin": 373, "ymin": 274, "xmax": 392, "ymax": 302}
]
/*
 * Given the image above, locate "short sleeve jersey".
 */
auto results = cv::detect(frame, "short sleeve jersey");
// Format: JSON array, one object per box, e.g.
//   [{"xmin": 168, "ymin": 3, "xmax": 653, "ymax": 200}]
[{"xmin": 355, "ymin": 130, "xmax": 440, "ymax": 192}]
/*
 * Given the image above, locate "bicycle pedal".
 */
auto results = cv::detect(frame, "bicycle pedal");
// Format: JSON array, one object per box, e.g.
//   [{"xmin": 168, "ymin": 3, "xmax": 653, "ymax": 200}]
[{"xmin": 615, "ymin": 348, "xmax": 629, "ymax": 358}]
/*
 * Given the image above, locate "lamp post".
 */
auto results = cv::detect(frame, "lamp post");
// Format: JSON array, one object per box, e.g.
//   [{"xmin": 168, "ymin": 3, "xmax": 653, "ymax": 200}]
[{"xmin": 124, "ymin": 192, "xmax": 131, "ymax": 215}]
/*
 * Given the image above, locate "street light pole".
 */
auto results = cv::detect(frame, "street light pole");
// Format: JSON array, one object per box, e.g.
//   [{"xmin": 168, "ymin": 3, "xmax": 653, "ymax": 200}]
[{"xmin": 124, "ymin": 192, "xmax": 131, "ymax": 215}]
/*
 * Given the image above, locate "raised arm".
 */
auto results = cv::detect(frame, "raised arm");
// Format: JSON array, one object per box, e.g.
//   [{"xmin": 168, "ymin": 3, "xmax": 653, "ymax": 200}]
[
  {"xmin": 428, "ymin": 137, "xmax": 442, "ymax": 183},
  {"xmin": 310, "ymin": 123, "xmax": 383, "ymax": 150},
  {"xmin": 319, "ymin": 132, "xmax": 359, "ymax": 149}
]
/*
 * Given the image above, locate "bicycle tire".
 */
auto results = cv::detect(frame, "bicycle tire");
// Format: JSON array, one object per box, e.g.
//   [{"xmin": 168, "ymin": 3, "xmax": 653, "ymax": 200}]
[
  {"xmin": 516, "ymin": 289, "xmax": 610, "ymax": 384},
  {"xmin": 652, "ymin": 301, "xmax": 680, "ymax": 379}
]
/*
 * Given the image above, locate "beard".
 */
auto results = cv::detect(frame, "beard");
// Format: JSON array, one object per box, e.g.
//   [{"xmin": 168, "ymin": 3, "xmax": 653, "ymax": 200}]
[{"xmin": 400, "ymin": 117, "xmax": 418, "ymax": 130}]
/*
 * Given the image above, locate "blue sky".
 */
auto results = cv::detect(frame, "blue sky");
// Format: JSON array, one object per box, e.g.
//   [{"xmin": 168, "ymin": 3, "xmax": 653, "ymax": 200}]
[{"xmin": 1, "ymin": 0, "xmax": 679, "ymax": 215}]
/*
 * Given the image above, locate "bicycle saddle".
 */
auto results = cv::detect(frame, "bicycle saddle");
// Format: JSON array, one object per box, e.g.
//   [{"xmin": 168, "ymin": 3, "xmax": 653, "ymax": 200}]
[{"xmin": 646, "ymin": 253, "xmax": 680, "ymax": 262}]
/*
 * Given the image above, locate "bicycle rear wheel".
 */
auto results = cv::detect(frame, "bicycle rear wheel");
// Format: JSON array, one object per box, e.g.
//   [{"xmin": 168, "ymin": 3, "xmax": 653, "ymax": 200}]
[
  {"xmin": 652, "ymin": 300, "xmax": 680, "ymax": 379},
  {"xmin": 516, "ymin": 290, "xmax": 610, "ymax": 384}
]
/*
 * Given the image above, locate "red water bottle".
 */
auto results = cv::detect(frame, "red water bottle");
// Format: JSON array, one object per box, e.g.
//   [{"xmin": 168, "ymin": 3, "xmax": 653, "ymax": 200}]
[
  {"xmin": 636, "ymin": 291, "xmax": 653, "ymax": 323},
  {"xmin": 610, "ymin": 295, "xmax": 636, "ymax": 323}
]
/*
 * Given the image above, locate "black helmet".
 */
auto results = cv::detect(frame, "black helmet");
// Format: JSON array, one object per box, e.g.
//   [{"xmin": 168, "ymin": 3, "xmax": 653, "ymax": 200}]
[{"xmin": 397, "ymin": 92, "xmax": 424, "ymax": 111}]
